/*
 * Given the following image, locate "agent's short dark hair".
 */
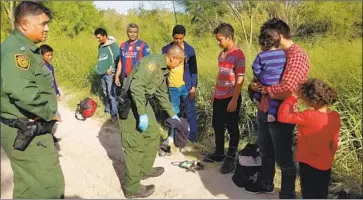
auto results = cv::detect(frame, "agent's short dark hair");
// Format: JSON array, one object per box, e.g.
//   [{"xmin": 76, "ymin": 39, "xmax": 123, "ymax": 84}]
[
  {"xmin": 94, "ymin": 28, "xmax": 107, "ymax": 36},
  {"xmin": 172, "ymin": 25, "xmax": 186, "ymax": 36},
  {"xmin": 261, "ymin": 18, "xmax": 291, "ymax": 39},
  {"xmin": 259, "ymin": 29, "xmax": 280, "ymax": 50},
  {"xmin": 39, "ymin": 44, "xmax": 53, "ymax": 55},
  {"xmin": 298, "ymin": 79, "xmax": 338, "ymax": 108},
  {"xmin": 127, "ymin": 23, "xmax": 139, "ymax": 30},
  {"xmin": 14, "ymin": 1, "xmax": 52, "ymax": 24},
  {"xmin": 213, "ymin": 23, "xmax": 234, "ymax": 40}
]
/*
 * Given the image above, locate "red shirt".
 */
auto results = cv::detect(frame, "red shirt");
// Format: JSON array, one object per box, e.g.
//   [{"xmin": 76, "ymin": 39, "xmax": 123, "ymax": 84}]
[
  {"xmin": 214, "ymin": 45, "xmax": 245, "ymax": 99},
  {"xmin": 278, "ymin": 96, "xmax": 341, "ymax": 170},
  {"xmin": 259, "ymin": 44, "xmax": 310, "ymax": 112}
]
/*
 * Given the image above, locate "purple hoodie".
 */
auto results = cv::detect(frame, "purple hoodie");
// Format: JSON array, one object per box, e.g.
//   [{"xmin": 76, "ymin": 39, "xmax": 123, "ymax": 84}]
[{"xmin": 45, "ymin": 62, "xmax": 60, "ymax": 95}]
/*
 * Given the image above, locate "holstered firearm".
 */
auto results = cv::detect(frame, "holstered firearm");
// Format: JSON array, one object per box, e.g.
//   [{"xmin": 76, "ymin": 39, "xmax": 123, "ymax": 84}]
[
  {"xmin": 0, "ymin": 116, "xmax": 56, "ymax": 151},
  {"xmin": 117, "ymin": 88, "xmax": 132, "ymax": 119},
  {"xmin": 117, "ymin": 77, "xmax": 132, "ymax": 119},
  {"xmin": 116, "ymin": 78, "xmax": 153, "ymax": 120}
]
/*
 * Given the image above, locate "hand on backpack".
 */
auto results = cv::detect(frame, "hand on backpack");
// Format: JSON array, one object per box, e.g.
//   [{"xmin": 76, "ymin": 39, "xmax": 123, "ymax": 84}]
[{"xmin": 138, "ymin": 114, "xmax": 148, "ymax": 132}]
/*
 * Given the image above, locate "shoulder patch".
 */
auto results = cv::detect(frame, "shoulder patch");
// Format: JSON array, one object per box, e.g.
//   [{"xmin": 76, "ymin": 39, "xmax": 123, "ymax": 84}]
[
  {"xmin": 15, "ymin": 54, "xmax": 30, "ymax": 70},
  {"xmin": 147, "ymin": 63, "xmax": 156, "ymax": 72}
]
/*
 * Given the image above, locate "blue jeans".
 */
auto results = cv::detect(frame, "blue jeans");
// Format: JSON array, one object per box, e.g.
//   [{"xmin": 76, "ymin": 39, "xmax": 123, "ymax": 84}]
[
  {"xmin": 100, "ymin": 74, "xmax": 118, "ymax": 117},
  {"xmin": 168, "ymin": 85, "xmax": 198, "ymax": 142},
  {"xmin": 257, "ymin": 110, "xmax": 297, "ymax": 199}
]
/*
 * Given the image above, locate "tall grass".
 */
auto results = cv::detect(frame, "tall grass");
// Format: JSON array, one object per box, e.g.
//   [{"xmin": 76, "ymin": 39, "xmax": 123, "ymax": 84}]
[{"xmin": 49, "ymin": 33, "xmax": 362, "ymax": 194}]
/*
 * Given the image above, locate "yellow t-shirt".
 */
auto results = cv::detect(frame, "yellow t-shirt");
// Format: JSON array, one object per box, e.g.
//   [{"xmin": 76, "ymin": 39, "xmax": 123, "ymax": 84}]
[
  {"xmin": 168, "ymin": 62, "xmax": 185, "ymax": 87},
  {"xmin": 168, "ymin": 44, "xmax": 185, "ymax": 87}
]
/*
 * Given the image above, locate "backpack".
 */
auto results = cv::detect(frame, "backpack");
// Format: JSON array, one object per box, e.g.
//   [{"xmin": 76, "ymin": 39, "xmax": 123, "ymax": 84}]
[
  {"xmin": 75, "ymin": 98, "xmax": 97, "ymax": 120},
  {"xmin": 232, "ymin": 143, "xmax": 262, "ymax": 190}
]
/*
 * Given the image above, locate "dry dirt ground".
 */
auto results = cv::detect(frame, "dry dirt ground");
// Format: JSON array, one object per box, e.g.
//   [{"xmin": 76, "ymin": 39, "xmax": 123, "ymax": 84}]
[{"xmin": 1, "ymin": 99, "xmax": 278, "ymax": 199}]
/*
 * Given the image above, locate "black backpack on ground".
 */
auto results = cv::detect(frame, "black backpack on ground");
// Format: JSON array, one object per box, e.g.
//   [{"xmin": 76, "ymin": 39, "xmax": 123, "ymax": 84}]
[{"xmin": 232, "ymin": 143, "xmax": 262, "ymax": 190}]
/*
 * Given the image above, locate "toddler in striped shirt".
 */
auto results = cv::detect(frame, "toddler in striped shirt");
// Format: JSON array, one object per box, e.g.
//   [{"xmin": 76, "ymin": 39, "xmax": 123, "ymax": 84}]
[{"xmin": 252, "ymin": 29, "xmax": 286, "ymax": 122}]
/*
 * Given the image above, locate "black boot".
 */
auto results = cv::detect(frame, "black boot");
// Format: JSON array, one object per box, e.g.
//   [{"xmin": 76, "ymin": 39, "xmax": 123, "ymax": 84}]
[
  {"xmin": 203, "ymin": 152, "xmax": 226, "ymax": 163},
  {"xmin": 141, "ymin": 167, "xmax": 165, "ymax": 180},
  {"xmin": 220, "ymin": 152, "xmax": 236, "ymax": 174},
  {"xmin": 124, "ymin": 184, "xmax": 155, "ymax": 199}
]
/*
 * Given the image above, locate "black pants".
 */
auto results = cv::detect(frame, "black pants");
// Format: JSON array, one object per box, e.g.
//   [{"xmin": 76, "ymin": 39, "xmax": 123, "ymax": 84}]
[
  {"xmin": 212, "ymin": 95, "xmax": 241, "ymax": 155},
  {"xmin": 299, "ymin": 162, "xmax": 331, "ymax": 199}
]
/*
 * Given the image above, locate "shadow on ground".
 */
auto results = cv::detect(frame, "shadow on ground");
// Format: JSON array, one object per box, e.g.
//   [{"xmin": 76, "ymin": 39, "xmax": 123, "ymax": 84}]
[{"xmin": 97, "ymin": 119, "xmax": 125, "ymax": 188}]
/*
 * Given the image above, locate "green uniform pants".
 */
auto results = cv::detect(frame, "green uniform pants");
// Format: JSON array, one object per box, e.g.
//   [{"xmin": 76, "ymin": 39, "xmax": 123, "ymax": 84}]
[
  {"xmin": 0, "ymin": 124, "xmax": 65, "ymax": 199},
  {"xmin": 120, "ymin": 103, "xmax": 160, "ymax": 195}
]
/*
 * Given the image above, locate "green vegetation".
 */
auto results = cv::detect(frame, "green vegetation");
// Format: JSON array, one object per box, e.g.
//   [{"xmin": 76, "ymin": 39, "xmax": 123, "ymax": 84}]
[{"xmin": 1, "ymin": 1, "xmax": 362, "ymax": 196}]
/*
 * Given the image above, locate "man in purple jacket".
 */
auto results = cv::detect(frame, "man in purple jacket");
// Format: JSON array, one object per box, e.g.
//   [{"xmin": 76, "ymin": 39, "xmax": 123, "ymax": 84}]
[{"xmin": 40, "ymin": 44, "xmax": 61, "ymax": 143}]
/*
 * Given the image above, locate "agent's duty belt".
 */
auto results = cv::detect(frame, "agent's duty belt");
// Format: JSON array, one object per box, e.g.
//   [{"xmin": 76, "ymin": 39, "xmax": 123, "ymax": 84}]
[{"xmin": 0, "ymin": 116, "xmax": 56, "ymax": 151}]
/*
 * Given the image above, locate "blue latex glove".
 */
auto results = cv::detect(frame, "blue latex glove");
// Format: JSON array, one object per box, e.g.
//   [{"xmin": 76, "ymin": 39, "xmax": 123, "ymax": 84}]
[
  {"xmin": 171, "ymin": 115, "xmax": 180, "ymax": 122},
  {"xmin": 138, "ymin": 114, "xmax": 148, "ymax": 132}
]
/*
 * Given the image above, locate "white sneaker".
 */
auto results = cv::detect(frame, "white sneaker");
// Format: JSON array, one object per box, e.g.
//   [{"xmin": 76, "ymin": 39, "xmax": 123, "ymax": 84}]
[{"xmin": 167, "ymin": 137, "xmax": 174, "ymax": 145}]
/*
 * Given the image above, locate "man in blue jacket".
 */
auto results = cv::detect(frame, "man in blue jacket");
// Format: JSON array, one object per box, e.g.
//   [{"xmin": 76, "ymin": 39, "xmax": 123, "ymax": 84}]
[{"xmin": 162, "ymin": 25, "xmax": 198, "ymax": 143}]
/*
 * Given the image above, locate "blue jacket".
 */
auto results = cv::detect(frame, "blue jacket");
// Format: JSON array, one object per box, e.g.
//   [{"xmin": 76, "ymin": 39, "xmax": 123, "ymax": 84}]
[{"xmin": 161, "ymin": 41, "xmax": 198, "ymax": 91}]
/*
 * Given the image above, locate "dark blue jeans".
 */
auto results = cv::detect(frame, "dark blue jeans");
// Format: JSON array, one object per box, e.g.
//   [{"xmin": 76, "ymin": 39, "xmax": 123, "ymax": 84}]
[
  {"xmin": 257, "ymin": 110, "xmax": 297, "ymax": 199},
  {"xmin": 100, "ymin": 74, "xmax": 118, "ymax": 117},
  {"xmin": 168, "ymin": 85, "xmax": 198, "ymax": 142}
]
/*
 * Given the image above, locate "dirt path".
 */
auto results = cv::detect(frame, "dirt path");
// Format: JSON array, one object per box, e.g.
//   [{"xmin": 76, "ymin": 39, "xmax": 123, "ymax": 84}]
[{"xmin": 1, "ymin": 99, "xmax": 277, "ymax": 199}]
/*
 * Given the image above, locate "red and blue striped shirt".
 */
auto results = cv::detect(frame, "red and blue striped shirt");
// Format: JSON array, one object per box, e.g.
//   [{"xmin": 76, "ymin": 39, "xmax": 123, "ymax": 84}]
[
  {"xmin": 120, "ymin": 39, "xmax": 150, "ymax": 78},
  {"xmin": 214, "ymin": 45, "xmax": 246, "ymax": 99}
]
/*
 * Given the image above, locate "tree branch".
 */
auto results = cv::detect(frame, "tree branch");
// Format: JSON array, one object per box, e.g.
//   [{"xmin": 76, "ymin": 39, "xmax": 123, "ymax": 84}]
[
  {"xmin": 227, "ymin": 1, "xmax": 248, "ymax": 44},
  {"xmin": 1, "ymin": 2, "xmax": 15, "ymax": 29}
]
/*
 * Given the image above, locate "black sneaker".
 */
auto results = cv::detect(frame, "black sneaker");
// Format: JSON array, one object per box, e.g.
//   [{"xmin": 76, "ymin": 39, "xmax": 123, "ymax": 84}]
[
  {"xmin": 245, "ymin": 183, "xmax": 275, "ymax": 194},
  {"xmin": 124, "ymin": 184, "xmax": 155, "ymax": 199},
  {"xmin": 53, "ymin": 136, "xmax": 61, "ymax": 143},
  {"xmin": 203, "ymin": 152, "xmax": 226, "ymax": 163},
  {"xmin": 220, "ymin": 157, "xmax": 235, "ymax": 174}
]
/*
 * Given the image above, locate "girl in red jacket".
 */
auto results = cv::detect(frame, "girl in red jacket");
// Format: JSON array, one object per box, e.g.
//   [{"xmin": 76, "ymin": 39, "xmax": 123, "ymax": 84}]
[{"xmin": 278, "ymin": 79, "xmax": 340, "ymax": 199}]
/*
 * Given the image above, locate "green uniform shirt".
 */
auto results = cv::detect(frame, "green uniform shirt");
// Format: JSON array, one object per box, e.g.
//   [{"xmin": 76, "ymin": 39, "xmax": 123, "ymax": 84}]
[
  {"xmin": 127, "ymin": 54, "xmax": 175, "ymax": 117},
  {"xmin": 0, "ymin": 29, "xmax": 57, "ymax": 121}
]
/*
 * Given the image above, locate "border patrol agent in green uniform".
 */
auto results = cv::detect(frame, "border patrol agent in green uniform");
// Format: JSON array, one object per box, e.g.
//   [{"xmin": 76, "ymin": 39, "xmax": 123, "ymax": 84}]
[
  {"xmin": 119, "ymin": 45, "xmax": 185, "ymax": 198},
  {"xmin": 0, "ymin": 2, "xmax": 64, "ymax": 198}
]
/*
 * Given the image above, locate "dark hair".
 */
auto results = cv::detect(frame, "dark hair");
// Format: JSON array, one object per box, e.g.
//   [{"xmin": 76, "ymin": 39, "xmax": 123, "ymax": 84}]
[
  {"xmin": 213, "ymin": 23, "xmax": 234, "ymax": 40},
  {"xmin": 94, "ymin": 28, "xmax": 107, "ymax": 36},
  {"xmin": 14, "ymin": 1, "xmax": 52, "ymax": 24},
  {"xmin": 259, "ymin": 29, "xmax": 280, "ymax": 50},
  {"xmin": 261, "ymin": 18, "xmax": 291, "ymax": 39},
  {"xmin": 39, "ymin": 44, "xmax": 53, "ymax": 55},
  {"xmin": 172, "ymin": 25, "xmax": 186, "ymax": 36},
  {"xmin": 298, "ymin": 79, "xmax": 338, "ymax": 108}
]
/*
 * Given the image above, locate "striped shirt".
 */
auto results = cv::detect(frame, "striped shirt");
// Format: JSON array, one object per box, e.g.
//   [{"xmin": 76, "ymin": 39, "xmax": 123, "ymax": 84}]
[
  {"xmin": 252, "ymin": 49, "xmax": 286, "ymax": 86},
  {"xmin": 214, "ymin": 45, "xmax": 246, "ymax": 99},
  {"xmin": 120, "ymin": 39, "xmax": 150, "ymax": 78},
  {"xmin": 259, "ymin": 44, "xmax": 311, "ymax": 112}
]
